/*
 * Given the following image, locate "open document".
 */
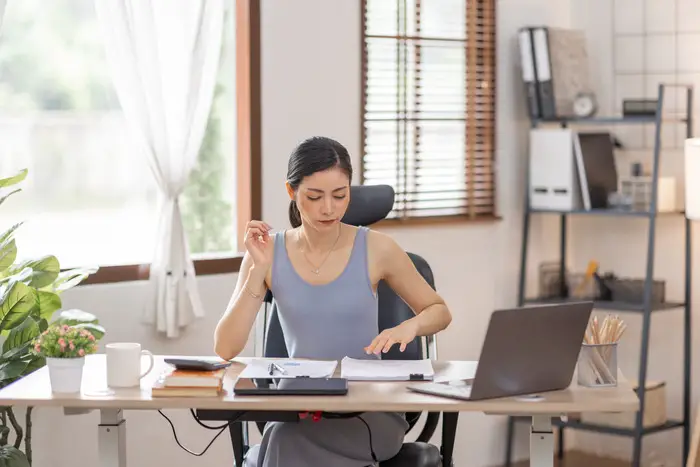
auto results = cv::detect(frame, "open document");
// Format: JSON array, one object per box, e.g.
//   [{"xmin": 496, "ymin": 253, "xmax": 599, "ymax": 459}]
[
  {"xmin": 340, "ymin": 357, "xmax": 435, "ymax": 381},
  {"xmin": 239, "ymin": 359, "xmax": 338, "ymax": 379}
]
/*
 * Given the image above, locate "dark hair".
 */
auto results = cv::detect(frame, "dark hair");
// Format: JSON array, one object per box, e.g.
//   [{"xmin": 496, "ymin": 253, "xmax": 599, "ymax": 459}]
[{"xmin": 287, "ymin": 136, "xmax": 353, "ymax": 228}]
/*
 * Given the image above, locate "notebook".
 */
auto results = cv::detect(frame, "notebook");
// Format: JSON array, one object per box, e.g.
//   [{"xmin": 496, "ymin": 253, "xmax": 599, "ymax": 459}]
[
  {"xmin": 238, "ymin": 359, "xmax": 338, "ymax": 379},
  {"xmin": 340, "ymin": 357, "xmax": 435, "ymax": 381}
]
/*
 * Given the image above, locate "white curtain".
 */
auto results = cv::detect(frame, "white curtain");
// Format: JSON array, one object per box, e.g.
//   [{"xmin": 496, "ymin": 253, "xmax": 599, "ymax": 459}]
[
  {"xmin": 0, "ymin": 0, "xmax": 7, "ymax": 32},
  {"xmin": 94, "ymin": 0, "xmax": 225, "ymax": 338}
]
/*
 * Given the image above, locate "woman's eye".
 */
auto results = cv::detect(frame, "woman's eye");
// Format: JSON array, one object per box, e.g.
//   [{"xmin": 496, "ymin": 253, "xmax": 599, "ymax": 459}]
[
  {"xmin": 333, "ymin": 196, "xmax": 346, "ymax": 200},
  {"xmin": 307, "ymin": 197, "xmax": 321, "ymax": 201}
]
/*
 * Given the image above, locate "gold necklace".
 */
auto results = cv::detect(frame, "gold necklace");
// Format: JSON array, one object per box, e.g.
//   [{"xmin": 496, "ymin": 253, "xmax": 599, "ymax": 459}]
[{"xmin": 298, "ymin": 227, "xmax": 341, "ymax": 275}]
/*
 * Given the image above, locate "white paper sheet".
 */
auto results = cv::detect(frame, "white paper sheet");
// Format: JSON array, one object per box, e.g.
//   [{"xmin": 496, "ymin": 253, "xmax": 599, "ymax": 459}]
[
  {"xmin": 238, "ymin": 359, "xmax": 338, "ymax": 379},
  {"xmin": 340, "ymin": 357, "xmax": 435, "ymax": 381}
]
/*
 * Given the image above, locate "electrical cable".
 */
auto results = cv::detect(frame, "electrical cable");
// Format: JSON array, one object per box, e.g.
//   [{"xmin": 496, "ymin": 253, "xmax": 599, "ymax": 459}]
[
  {"xmin": 158, "ymin": 409, "xmax": 246, "ymax": 457},
  {"xmin": 189, "ymin": 409, "xmax": 229, "ymax": 430},
  {"xmin": 355, "ymin": 414, "xmax": 378, "ymax": 464}
]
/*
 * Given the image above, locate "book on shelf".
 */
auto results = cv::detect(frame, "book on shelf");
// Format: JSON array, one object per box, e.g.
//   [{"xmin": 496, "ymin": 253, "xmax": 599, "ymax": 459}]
[{"xmin": 151, "ymin": 367, "xmax": 226, "ymax": 398}]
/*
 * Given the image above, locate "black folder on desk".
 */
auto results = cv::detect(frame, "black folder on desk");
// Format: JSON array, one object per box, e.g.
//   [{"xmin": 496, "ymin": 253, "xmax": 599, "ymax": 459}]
[{"xmin": 233, "ymin": 377, "xmax": 348, "ymax": 396}]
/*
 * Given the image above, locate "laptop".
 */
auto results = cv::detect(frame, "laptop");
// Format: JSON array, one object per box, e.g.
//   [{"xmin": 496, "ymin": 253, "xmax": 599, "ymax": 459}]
[{"xmin": 408, "ymin": 301, "xmax": 594, "ymax": 401}]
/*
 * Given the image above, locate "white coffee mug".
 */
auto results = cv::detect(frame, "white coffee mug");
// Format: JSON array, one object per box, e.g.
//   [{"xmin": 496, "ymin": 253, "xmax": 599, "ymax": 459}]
[{"xmin": 106, "ymin": 343, "xmax": 155, "ymax": 388}]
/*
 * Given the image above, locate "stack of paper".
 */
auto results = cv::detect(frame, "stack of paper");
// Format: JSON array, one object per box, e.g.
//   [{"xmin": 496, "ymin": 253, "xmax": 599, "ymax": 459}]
[
  {"xmin": 340, "ymin": 357, "xmax": 435, "ymax": 381},
  {"xmin": 239, "ymin": 359, "xmax": 338, "ymax": 379}
]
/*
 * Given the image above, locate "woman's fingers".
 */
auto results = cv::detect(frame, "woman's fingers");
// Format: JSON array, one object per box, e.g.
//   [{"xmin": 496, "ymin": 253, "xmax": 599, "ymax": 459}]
[
  {"xmin": 365, "ymin": 335, "xmax": 383, "ymax": 355},
  {"xmin": 382, "ymin": 338, "xmax": 396, "ymax": 353}
]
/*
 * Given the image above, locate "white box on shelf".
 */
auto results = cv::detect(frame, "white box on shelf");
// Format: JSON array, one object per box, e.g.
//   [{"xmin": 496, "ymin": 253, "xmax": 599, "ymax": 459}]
[{"xmin": 529, "ymin": 128, "xmax": 582, "ymax": 211}]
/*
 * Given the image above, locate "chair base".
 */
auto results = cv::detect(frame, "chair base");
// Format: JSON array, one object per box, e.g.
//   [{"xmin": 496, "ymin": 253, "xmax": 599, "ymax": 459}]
[{"xmin": 379, "ymin": 442, "xmax": 441, "ymax": 467}]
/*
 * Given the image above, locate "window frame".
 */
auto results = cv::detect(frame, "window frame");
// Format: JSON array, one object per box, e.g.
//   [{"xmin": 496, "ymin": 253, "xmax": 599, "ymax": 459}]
[
  {"xmin": 359, "ymin": 0, "xmax": 500, "ymax": 226},
  {"xmin": 80, "ymin": 0, "xmax": 261, "ymax": 285}
]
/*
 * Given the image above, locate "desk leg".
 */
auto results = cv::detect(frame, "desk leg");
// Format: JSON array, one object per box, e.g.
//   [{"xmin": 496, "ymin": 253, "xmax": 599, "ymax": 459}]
[
  {"xmin": 441, "ymin": 412, "xmax": 458, "ymax": 467},
  {"xmin": 530, "ymin": 416, "xmax": 553, "ymax": 467},
  {"xmin": 98, "ymin": 409, "xmax": 127, "ymax": 467}
]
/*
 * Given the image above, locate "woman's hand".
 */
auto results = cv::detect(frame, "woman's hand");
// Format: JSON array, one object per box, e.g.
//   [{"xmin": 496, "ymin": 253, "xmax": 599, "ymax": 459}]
[
  {"xmin": 244, "ymin": 220, "xmax": 274, "ymax": 269},
  {"xmin": 365, "ymin": 319, "xmax": 419, "ymax": 355}
]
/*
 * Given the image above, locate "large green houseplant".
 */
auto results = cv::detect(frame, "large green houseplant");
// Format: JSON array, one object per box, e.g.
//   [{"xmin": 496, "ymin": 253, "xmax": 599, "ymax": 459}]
[{"xmin": 0, "ymin": 168, "xmax": 103, "ymax": 466}]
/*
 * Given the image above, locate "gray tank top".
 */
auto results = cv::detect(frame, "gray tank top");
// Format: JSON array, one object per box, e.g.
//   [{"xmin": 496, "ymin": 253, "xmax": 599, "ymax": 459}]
[{"xmin": 270, "ymin": 226, "xmax": 379, "ymax": 361}]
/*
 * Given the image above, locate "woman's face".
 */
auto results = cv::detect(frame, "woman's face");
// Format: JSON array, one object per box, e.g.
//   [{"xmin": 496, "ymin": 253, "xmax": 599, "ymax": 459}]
[{"xmin": 289, "ymin": 167, "xmax": 350, "ymax": 231}]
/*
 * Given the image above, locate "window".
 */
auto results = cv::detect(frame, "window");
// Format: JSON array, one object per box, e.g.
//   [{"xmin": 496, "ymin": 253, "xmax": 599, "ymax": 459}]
[
  {"xmin": 0, "ymin": 0, "xmax": 260, "ymax": 282},
  {"xmin": 361, "ymin": 0, "xmax": 496, "ymax": 220}
]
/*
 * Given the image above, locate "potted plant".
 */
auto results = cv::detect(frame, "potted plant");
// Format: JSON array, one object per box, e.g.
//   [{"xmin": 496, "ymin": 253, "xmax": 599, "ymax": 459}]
[
  {"xmin": 0, "ymin": 168, "xmax": 102, "ymax": 465},
  {"xmin": 31, "ymin": 322, "xmax": 100, "ymax": 393}
]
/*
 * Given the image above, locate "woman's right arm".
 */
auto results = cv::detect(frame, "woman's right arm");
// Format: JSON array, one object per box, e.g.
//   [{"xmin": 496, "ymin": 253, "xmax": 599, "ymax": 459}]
[{"xmin": 214, "ymin": 221, "xmax": 273, "ymax": 360}]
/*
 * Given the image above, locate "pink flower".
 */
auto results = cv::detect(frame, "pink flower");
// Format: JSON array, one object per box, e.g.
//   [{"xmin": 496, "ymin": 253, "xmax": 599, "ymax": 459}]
[
  {"xmin": 80, "ymin": 330, "xmax": 89, "ymax": 337},
  {"xmin": 88, "ymin": 335, "xmax": 95, "ymax": 341},
  {"xmin": 78, "ymin": 349, "xmax": 85, "ymax": 357},
  {"xmin": 69, "ymin": 341, "xmax": 75, "ymax": 350},
  {"xmin": 58, "ymin": 338, "xmax": 65, "ymax": 346},
  {"xmin": 34, "ymin": 344, "xmax": 40, "ymax": 352},
  {"xmin": 63, "ymin": 325, "xmax": 69, "ymax": 331}
]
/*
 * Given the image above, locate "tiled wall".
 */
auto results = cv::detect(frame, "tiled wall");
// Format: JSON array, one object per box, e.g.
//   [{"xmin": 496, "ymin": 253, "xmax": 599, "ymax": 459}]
[
  {"xmin": 611, "ymin": 0, "xmax": 700, "ymax": 153},
  {"xmin": 570, "ymin": 0, "xmax": 700, "ymax": 203}
]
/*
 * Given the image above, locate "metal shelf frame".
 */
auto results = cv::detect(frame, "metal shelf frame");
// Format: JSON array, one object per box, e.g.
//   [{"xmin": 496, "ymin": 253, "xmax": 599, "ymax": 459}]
[{"xmin": 503, "ymin": 83, "xmax": 694, "ymax": 467}]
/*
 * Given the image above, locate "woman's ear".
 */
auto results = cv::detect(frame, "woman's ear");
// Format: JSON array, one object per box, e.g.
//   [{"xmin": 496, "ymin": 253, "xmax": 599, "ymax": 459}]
[{"xmin": 285, "ymin": 181, "xmax": 294, "ymax": 200}]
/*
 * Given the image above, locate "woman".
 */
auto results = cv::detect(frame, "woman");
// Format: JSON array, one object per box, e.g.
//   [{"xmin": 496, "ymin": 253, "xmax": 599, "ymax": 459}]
[{"xmin": 214, "ymin": 136, "xmax": 452, "ymax": 467}]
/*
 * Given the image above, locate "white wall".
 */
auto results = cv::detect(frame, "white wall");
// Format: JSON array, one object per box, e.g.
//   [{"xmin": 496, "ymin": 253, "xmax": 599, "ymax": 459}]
[{"xmin": 25, "ymin": 1, "xmax": 583, "ymax": 466}]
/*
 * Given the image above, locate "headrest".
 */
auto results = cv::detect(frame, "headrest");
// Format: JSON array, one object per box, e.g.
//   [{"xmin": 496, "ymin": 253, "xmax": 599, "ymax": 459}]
[{"xmin": 341, "ymin": 185, "xmax": 395, "ymax": 226}]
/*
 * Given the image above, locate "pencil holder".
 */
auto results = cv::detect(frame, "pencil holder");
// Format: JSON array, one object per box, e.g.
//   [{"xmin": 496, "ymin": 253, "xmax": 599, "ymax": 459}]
[{"xmin": 577, "ymin": 343, "xmax": 618, "ymax": 387}]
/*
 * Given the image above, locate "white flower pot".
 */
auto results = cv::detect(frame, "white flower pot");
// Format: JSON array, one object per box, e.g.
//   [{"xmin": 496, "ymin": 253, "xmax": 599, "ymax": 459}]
[{"xmin": 47, "ymin": 357, "xmax": 85, "ymax": 393}]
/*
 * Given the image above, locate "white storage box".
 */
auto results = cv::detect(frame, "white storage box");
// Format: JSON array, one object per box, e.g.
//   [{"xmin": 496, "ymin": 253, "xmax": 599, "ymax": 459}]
[
  {"xmin": 581, "ymin": 380, "xmax": 667, "ymax": 428},
  {"xmin": 529, "ymin": 128, "xmax": 582, "ymax": 211}
]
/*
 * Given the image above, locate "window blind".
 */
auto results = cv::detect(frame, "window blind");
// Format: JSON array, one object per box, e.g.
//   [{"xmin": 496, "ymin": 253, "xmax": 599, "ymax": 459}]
[{"xmin": 361, "ymin": 0, "xmax": 496, "ymax": 219}]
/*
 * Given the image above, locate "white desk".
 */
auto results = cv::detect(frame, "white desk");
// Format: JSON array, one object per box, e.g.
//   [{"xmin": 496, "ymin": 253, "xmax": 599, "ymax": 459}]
[{"xmin": 0, "ymin": 355, "xmax": 638, "ymax": 467}]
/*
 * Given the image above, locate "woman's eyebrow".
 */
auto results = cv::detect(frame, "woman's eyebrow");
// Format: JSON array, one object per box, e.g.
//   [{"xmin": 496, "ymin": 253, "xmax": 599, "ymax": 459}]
[{"xmin": 306, "ymin": 186, "xmax": 348, "ymax": 193}]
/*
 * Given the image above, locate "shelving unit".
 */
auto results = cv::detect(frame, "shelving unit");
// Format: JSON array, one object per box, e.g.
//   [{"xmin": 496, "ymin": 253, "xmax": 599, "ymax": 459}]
[{"xmin": 503, "ymin": 83, "xmax": 694, "ymax": 467}]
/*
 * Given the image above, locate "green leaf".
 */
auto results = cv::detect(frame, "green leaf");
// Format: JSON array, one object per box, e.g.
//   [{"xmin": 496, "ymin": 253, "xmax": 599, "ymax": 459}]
[
  {"xmin": 0, "ymin": 445, "xmax": 30, "ymax": 467},
  {"xmin": 0, "ymin": 268, "xmax": 34, "ymax": 288},
  {"xmin": 8, "ymin": 256, "xmax": 60, "ymax": 288},
  {"xmin": 0, "ymin": 169, "xmax": 27, "ymax": 189},
  {"xmin": 0, "ymin": 342, "xmax": 31, "ymax": 364},
  {"xmin": 21, "ymin": 354, "xmax": 45, "ymax": 377},
  {"xmin": 0, "ymin": 189, "xmax": 21, "ymax": 209},
  {"xmin": 45, "ymin": 266, "xmax": 98, "ymax": 293},
  {"xmin": 34, "ymin": 290, "xmax": 61, "ymax": 322},
  {"xmin": 0, "ymin": 360, "xmax": 29, "ymax": 384},
  {"xmin": 3, "ymin": 318, "xmax": 39, "ymax": 354},
  {"xmin": 0, "ymin": 239, "xmax": 16, "ymax": 274},
  {"xmin": 71, "ymin": 322, "xmax": 105, "ymax": 340},
  {"xmin": 0, "ymin": 282, "xmax": 35, "ymax": 331},
  {"xmin": 0, "ymin": 223, "xmax": 22, "ymax": 247},
  {"xmin": 38, "ymin": 318, "xmax": 48, "ymax": 333},
  {"xmin": 53, "ymin": 309, "xmax": 98, "ymax": 325}
]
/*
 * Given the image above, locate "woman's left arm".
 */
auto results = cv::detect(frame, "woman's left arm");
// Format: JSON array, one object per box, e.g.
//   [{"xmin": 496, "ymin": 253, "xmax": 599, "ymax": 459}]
[{"xmin": 364, "ymin": 232, "xmax": 452, "ymax": 355}]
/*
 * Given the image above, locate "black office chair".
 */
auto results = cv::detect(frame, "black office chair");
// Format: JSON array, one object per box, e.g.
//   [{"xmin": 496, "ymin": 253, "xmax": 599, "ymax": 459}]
[{"xmin": 197, "ymin": 185, "xmax": 458, "ymax": 467}]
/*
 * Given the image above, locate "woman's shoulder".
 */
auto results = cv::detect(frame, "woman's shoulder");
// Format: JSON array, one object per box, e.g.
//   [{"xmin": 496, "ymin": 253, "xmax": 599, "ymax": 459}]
[{"xmin": 362, "ymin": 226, "xmax": 405, "ymax": 262}]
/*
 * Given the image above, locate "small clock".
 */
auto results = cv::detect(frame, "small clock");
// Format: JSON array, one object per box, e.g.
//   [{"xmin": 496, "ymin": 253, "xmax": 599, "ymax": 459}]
[{"xmin": 573, "ymin": 92, "xmax": 597, "ymax": 118}]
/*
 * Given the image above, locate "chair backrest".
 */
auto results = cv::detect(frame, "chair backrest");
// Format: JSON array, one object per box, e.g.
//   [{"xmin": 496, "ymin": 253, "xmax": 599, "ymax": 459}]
[
  {"xmin": 261, "ymin": 184, "xmax": 436, "ymax": 361},
  {"xmin": 263, "ymin": 251, "xmax": 436, "ymax": 360}
]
